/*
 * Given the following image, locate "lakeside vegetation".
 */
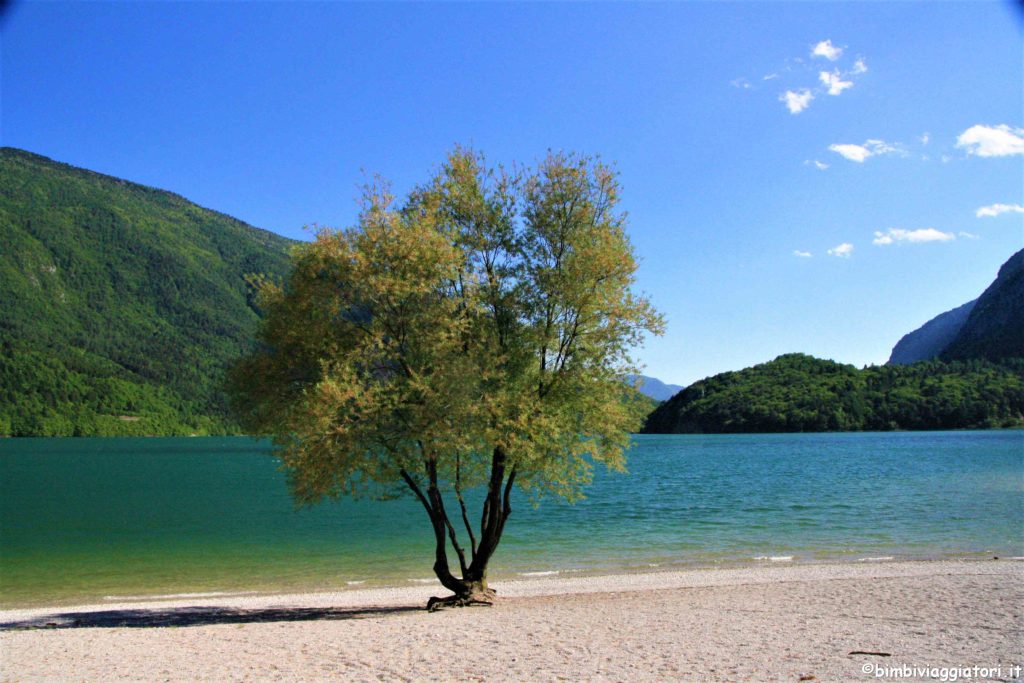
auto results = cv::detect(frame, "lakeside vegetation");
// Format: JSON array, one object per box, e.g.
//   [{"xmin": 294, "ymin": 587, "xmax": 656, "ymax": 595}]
[{"xmin": 642, "ymin": 353, "xmax": 1024, "ymax": 434}]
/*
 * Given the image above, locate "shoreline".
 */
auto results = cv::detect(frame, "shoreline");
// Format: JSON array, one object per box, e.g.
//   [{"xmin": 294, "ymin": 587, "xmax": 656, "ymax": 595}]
[
  {"xmin": 3, "ymin": 550, "xmax": 1020, "ymax": 613},
  {"xmin": 1, "ymin": 557, "xmax": 1018, "ymax": 622},
  {"xmin": 2, "ymin": 559, "xmax": 1021, "ymax": 681}
]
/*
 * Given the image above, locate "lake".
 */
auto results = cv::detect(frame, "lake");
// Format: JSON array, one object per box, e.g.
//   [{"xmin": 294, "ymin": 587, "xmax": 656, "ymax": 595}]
[{"xmin": 1, "ymin": 431, "xmax": 1022, "ymax": 607}]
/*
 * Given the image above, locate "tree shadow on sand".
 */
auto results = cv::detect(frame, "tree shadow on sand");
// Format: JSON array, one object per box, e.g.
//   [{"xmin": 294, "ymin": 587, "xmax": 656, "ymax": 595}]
[{"xmin": 0, "ymin": 604, "xmax": 422, "ymax": 631}]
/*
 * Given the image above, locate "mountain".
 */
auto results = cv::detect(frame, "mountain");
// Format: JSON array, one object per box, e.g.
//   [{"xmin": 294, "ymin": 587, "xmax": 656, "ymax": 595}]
[
  {"xmin": 941, "ymin": 248, "xmax": 1024, "ymax": 363},
  {"xmin": 641, "ymin": 353, "xmax": 1024, "ymax": 434},
  {"xmin": 887, "ymin": 248, "xmax": 1023, "ymax": 365},
  {"xmin": 887, "ymin": 299, "xmax": 976, "ymax": 365},
  {"xmin": 628, "ymin": 374, "xmax": 684, "ymax": 402},
  {"xmin": 0, "ymin": 148, "xmax": 295, "ymax": 436}
]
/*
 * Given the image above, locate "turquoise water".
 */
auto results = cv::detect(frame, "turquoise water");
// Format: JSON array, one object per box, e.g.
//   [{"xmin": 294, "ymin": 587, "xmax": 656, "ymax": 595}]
[{"xmin": 1, "ymin": 432, "xmax": 1022, "ymax": 606}]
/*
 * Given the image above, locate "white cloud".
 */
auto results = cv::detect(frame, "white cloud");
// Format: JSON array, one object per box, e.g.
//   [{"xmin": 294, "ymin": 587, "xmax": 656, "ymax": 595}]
[
  {"xmin": 872, "ymin": 228, "xmax": 955, "ymax": 245},
  {"xmin": 956, "ymin": 124, "xmax": 1024, "ymax": 157},
  {"xmin": 958, "ymin": 231, "xmax": 980, "ymax": 240},
  {"xmin": 852, "ymin": 58, "xmax": 868, "ymax": 74},
  {"xmin": 780, "ymin": 89, "xmax": 814, "ymax": 114},
  {"xmin": 812, "ymin": 40, "xmax": 843, "ymax": 61},
  {"xmin": 919, "ymin": 133, "xmax": 930, "ymax": 145},
  {"xmin": 793, "ymin": 250, "xmax": 812, "ymax": 258},
  {"xmin": 804, "ymin": 159, "xmax": 829, "ymax": 170},
  {"xmin": 830, "ymin": 144, "xmax": 871, "ymax": 162},
  {"xmin": 827, "ymin": 243, "xmax": 854, "ymax": 258},
  {"xmin": 976, "ymin": 203, "xmax": 1024, "ymax": 218},
  {"xmin": 828, "ymin": 139, "xmax": 902, "ymax": 162},
  {"xmin": 819, "ymin": 70, "xmax": 853, "ymax": 96},
  {"xmin": 763, "ymin": 73, "xmax": 779, "ymax": 81},
  {"xmin": 731, "ymin": 77, "xmax": 752, "ymax": 89}
]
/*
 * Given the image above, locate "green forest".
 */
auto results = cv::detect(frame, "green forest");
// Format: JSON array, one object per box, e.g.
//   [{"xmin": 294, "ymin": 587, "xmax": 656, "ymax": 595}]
[
  {"xmin": 0, "ymin": 148, "xmax": 294, "ymax": 436},
  {"xmin": 642, "ymin": 353, "xmax": 1024, "ymax": 434}
]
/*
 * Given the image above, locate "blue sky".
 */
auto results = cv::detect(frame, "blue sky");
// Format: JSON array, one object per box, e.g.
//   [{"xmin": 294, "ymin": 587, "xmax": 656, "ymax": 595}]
[{"xmin": 3, "ymin": 1, "xmax": 1022, "ymax": 386}]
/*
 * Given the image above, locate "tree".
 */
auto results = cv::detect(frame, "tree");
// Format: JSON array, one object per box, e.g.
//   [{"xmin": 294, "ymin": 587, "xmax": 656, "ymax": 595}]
[{"xmin": 229, "ymin": 148, "xmax": 663, "ymax": 609}]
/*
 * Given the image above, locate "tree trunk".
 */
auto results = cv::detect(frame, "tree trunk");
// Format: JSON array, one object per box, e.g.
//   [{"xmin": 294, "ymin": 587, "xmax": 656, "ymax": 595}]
[{"xmin": 402, "ymin": 447, "xmax": 516, "ymax": 611}]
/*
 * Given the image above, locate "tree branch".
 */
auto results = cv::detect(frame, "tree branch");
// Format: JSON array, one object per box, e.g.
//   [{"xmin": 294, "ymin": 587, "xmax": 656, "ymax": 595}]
[
  {"xmin": 455, "ymin": 453, "xmax": 478, "ymax": 557},
  {"xmin": 425, "ymin": 457, "xmax": 468, "ymax": 577},
  {"xmin": 501, "ymin": 465, "xmax": 517, "ymax": 524},
  {"xmin": 400, "ymin": 468, "xmax": 432, "ymax": 516}
]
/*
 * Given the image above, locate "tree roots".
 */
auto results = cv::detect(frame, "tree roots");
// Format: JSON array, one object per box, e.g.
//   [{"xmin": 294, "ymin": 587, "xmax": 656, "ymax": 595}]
[{"xmin": 426, "ymin": 588, "xmax": 497, "ymax": 612}]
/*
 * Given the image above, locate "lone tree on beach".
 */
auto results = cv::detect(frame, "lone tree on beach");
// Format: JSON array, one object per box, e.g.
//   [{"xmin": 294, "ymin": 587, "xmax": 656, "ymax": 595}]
[{"xmin": 230, "ymin": 149, "xmax": 662, "ymax": 609}]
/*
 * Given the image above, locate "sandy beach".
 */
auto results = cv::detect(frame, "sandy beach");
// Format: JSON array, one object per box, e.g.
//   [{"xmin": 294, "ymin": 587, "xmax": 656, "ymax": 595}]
[{"xmin": 2, "ymin": 559, "xmax": 1022, "ymax": 682}]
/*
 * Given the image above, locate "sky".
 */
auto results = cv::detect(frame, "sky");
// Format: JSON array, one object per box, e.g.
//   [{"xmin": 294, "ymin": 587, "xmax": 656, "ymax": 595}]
[{"xmin": 2, "ymin": 1, "xmax": 1022, "ymax": 386}]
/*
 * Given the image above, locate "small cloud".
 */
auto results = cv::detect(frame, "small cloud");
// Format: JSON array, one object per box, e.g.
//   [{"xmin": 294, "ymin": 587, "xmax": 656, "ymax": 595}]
[
  {"xmin": 763, "ymin": 73, "xmax": 779, "ymax": 81},
  {"xmin": 976, "ymin": 203, "xmax": 1024, "ymax": 218},
  {"xmin": 864, "ymin": 139, "xmax": 900, "ymax": 154},
  {"xmin": 819, "ymin": 70, "xmax": 853, "ymax": 96},
  {"xmin": 731, "ymin": 77, "xmax": 752, "ymax": 89},
  {"xmin": 852, "ymin": 58, "xmax": 868, "ymax": 74},
  {"xmin": 780, "ymin": 89, "xmax": 814, "ymax": 114},
  {"xmin": 793, "ymin": 250, "xmax": 813, "ymax": 258},
  {"xmin": 830, "ymin": 144, "xmax": 871, "ymax": 162},
  {"xmin": 828, "ymin": 139, "xmax": 902, "ymax": 163},
  {"xmin": 956, "ymin": 124, "xmax": 1024, "ymax": 157},
  {"xmin": 958, "ymin": 231, "xmax": 980, "ymax": 240},
  {"xmin": 804, "ymin": 159, "xmax": 829, "ymax": 170},
  {"xmin": 872, "ymin": 228, "xmax": 955, "ymax": 245},
  {"xmin": 812, "ymin": 40, "xmax": 843, "ymax": 61},
  {"xmin": 919, "ymin": 133, "xmax": 930, "ymax": 145},
  {"xmin": 827, "ymin": 242, "xmax": 854, "ymax": 258}
]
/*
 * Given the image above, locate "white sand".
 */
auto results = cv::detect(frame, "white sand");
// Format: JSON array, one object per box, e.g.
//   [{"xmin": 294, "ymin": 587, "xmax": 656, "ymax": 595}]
[{"xmin": 2, "ymin": 560, "xmax": 1022, "ymax": 682}]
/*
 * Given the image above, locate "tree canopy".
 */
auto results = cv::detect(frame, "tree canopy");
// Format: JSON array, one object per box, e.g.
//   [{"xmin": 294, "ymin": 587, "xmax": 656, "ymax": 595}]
[{"xmin": 230, "ymin": 148, "xmax": 662, "ymax": 606}]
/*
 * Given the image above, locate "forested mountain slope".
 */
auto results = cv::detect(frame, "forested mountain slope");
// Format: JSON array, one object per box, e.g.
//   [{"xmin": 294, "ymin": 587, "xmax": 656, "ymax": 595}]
[{"xmin": 0, "ymin": 148, "xmax": 294, "ymax": 435}]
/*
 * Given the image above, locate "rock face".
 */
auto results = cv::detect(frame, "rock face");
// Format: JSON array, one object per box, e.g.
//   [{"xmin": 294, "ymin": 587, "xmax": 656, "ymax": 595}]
[
  {"xmin": 887, "ymin": 299, "xmax": 976, "ymax": 365},
  {"xmin": 887, "ymin": 248, "xmax": 1023, "ymax": 365},
  {"xmin": 941, "ymin": 248, "xmax": 1024, "ymax": 363}
]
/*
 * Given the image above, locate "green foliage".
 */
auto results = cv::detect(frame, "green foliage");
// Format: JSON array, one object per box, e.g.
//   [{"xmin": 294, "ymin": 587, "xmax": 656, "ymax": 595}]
[
  {"xmin": 0, "ymin": 148, "xmax": 294, "ymax": 436},
  {"xmin": 233, "ymin": 148, "xmax": 663, "ymax": 502},
  {"xmin": 230, "ymin": 148, "xmax": 662, "ymax": 596},
  {"xmin": 643, "ymin": 353, "xmax": 1024, "ymax": 434}
]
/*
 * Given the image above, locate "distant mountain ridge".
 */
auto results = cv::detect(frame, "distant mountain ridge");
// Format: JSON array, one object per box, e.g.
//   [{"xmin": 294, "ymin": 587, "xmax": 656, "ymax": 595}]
[
  {"xmin": 888, "ymin": 248, "xmax": 1023, "ymax": 365},
  {"xmin": 0, "ymin": 147, "xmax": 295, "ymax": 436},
  {"xmin": 941, "ymin": 248, "xmax": 1024, "ymax": 362},
  {"xmin": 888, "ymin": 299, "xmax": 976, "ymax": 365},
  {"xmin": 629, "ymin": 374, "xmax": 684, "ymax": 402}
]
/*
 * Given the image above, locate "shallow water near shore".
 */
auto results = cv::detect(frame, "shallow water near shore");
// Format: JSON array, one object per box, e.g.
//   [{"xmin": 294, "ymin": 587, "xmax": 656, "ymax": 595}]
[{"xmin": 1, "ymin": 431, "xmax": 1021, "ymax": 607}]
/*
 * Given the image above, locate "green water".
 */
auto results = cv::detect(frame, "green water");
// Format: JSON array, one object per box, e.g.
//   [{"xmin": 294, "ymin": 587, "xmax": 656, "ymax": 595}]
[{"xmin": 1, "ymin": 432, "xmax": 1022, "ymax": 607}]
